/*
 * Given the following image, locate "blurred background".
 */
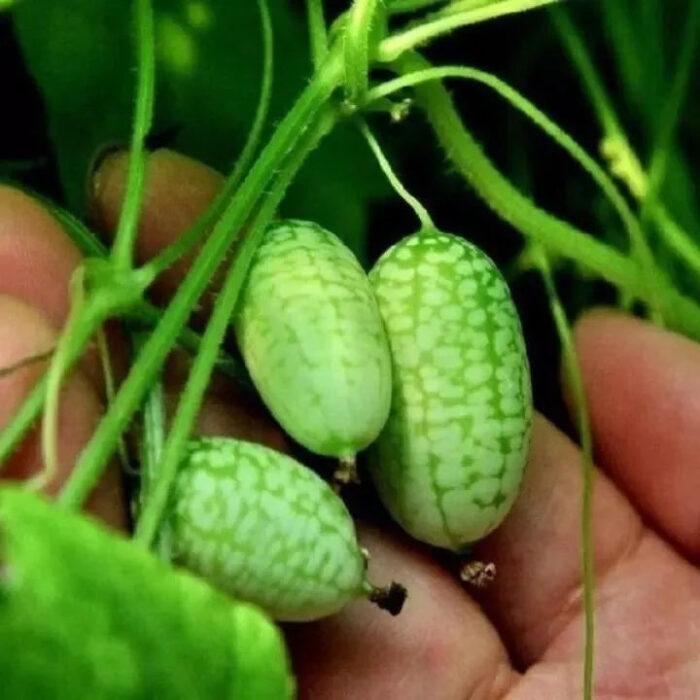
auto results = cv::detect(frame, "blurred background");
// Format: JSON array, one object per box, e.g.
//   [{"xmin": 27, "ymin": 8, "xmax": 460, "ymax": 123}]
[{"xmin": 1, "ymin": 0, "xmax": 698, "ymax": 432}]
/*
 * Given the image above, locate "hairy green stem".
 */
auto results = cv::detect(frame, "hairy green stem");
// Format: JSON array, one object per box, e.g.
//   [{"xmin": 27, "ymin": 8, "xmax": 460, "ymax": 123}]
[
  {"xmin": 306, "ymin": 0, "xmax": 328, "ymax": 68},
  {"xmin": 378, "ymin": 0, "xmax": 561, "ymax": 61},
  {"xmin": 388, "ymin": 0, "xmax": 445, "ymax": 14},
  {"xmin": 396, "ymin": 52, "xmax": 700, "ymax": 337},
  {"xmin": 345, "ymin": 0, "xmax": 382, "ymax": 105},
  {"xmin": 111, "ymin": 0, "xmax": 155, "ymax": 272},
  {"xmin": 58, "ymin": 48, "xmax": 344, "ymax": 509},
  {"xmin": 135, "ymin": 105, "xmax": 338, "ymax": 547}
]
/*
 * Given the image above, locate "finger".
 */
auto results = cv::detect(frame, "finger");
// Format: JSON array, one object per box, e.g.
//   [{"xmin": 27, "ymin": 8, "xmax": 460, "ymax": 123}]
[
  {"xmin": 0, "ymin": 294, "xmax": 127, "ymax": 529},
  {"xmin": 286, "ymin": 524, "xmax": 518, "ymax": 700},
  {"xmin": 474, "ymin": 414, "xmax": 642, "ymax": 664},
  {"xmin": 0, "ymin": 185, "xmax": 118, "ymax": 389},
  {"xmin": 0, "ymin": 185, "xmax": 83, "ymax": 328},
  {"xmin": 474, "ymin": 415, "xmax": 700, "ymax": 698},
  {"xmin": 90, "ymin": 149, "xmax": 224, "ymax": 308},
  {"xmin": 573, "ymin": 310, "xmax": 700, "ymax": 556}
]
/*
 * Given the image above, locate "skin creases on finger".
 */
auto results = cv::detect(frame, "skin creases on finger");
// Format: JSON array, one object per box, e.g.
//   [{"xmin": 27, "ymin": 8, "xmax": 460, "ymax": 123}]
[
  {"xmin": 572, "ymin": 310, "xmax": 700, "ymax": 557},
  {"xmin": 0, "ymin": 294, "xmax": 127, "ymax": 530},
  {"xmin": 473, "ymin": 414, "xmax": 643, "ymax": 665},
  {"xmin": 474, "ymin": 415, "xmax": 700, "ymax": 697},
  {"xmin": 285, "ymin": 524, "xmax": 518, "ymax": 700}
]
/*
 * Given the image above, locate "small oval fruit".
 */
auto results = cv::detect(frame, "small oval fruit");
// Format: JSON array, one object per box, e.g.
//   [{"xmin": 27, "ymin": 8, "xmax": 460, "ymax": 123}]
[
  {"xmin": 165, "ymin": 438, "xmax": 404, "ymax": 621},
  {"xmin": 368, "ymin": 230, "xmax": 532, "ymax": 550},
  {"xmin": 234, "ymin": 220, "xmax": 392, "ymax": 464}
]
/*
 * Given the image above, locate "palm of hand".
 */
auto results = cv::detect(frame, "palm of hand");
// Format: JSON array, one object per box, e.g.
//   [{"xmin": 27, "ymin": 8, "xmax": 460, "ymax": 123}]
[{"xmin": 0, "ymin": 152, "xmax": 697, "ymax": 698}]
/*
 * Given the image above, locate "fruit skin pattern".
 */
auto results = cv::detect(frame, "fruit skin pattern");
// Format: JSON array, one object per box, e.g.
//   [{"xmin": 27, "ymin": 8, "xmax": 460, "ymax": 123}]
[
  {"xmin": 235, "ymin": 220, "xmax": 392, "ymax": 459},
  {"xmin": 369, "ymin": 230, "xmax": 532, "ymax": 550},
  {"xmin": 166, "ymin": 438, "xmax": 368, "ymax": 622}
]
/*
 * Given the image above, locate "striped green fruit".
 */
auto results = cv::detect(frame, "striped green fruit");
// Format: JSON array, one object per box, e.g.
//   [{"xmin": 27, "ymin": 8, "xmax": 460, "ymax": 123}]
[
  {"xmin": 234, "ymin": 220, "xmax": 392, "ymax": 463},
  {"xmin": 368, "ymin": 230, "xmax": 532, "ymax": 550},
  {"xmin": 165, "ymin": 438, "xmax": 405, "ymax": 621}
]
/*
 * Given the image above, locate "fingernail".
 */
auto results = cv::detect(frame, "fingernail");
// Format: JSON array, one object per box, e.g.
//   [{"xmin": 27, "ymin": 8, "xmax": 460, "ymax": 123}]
[{"xmin": 85, "ymin": 142, "xmax": 126, "ymax": 228}]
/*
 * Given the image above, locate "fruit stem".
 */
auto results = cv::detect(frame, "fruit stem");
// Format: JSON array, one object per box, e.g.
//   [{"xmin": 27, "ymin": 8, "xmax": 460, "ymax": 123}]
[
  {"xmin": 357, "ymin": 118, "xmax": 435, "ymax": 232},
  {"xmin": 368, "ymin": 582, "xmax": 408, "ymax": 616},
  {"xmin": 333, "ymin": 455, "xmax": 360, "ymax": 492}
]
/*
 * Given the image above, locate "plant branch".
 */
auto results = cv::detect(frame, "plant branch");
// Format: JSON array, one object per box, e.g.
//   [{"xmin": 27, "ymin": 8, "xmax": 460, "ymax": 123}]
[
  {"xmin": 395, "ymin": 52, "xmax": 700, "ymax": 337},
  {"xmin": 366, "ymin": 64, "xmax": 664, "ymax": 320},
  {"xmin": 111, "ymin": 0, "xmax": 155, "ymax": 272},
  {"xmin": 345, "ymin": 0, "xmax": 383, "ymax": 106},
  {"xmin": 306, "ymin": 0, "xmax": 328, "ymax": 68},
  {"xmin": 378, "ymin": 0, "xmax": 561, "ymax": 61}
]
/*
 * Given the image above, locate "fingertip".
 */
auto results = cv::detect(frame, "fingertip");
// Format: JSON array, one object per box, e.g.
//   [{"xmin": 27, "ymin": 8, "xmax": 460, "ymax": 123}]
[
  {"xmin": 0, "ymin": 185, "xmax": 82, "ymax": 326},
  {"xmin": 572, "ymin": 310, "xmax": 700, "ymax": 555}
]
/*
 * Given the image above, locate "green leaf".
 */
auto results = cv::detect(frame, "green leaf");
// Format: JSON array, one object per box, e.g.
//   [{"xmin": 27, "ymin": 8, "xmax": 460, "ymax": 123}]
[
  {"xmin": 12, "ymin": 0, "xmax": 385, "ymax": 255},
  {"xmin": 0, "ymin": 488, "xmax": 294, "ymax": 699}
]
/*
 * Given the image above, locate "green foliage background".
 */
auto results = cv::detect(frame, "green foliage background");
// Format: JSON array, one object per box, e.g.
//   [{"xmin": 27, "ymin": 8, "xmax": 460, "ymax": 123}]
[{"xmin": 11, "ymin": 0, "xmax": 387, "ymax": 258}]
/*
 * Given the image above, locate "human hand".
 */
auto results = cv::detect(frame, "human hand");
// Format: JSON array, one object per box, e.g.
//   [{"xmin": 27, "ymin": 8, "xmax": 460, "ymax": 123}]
[{"xmin": 0, "ymin": 150, "xmax": 697, "ymax": 698}]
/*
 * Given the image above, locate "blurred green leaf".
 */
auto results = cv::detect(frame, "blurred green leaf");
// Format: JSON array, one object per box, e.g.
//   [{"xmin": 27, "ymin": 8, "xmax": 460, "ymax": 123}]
[
  {"xmin": 12, "ymin": 0, "xmax": 385, "ymax": 256},
  {"xmin": 0, "ymin": 488, "xmax": 293, "ymax": 699}
]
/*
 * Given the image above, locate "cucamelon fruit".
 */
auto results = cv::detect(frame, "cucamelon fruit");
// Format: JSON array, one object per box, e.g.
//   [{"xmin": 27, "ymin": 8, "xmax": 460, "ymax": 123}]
[
  {"xmin": 368, "ymin": 230, "xmax": 532, "ymax": 550},
  {"xmin": 234, "ymin": 220, "xmax": 392, "ymax": 476},
  {"xmin": 165, "ymin": 438, "xmax": 405, "ymax": 621}
]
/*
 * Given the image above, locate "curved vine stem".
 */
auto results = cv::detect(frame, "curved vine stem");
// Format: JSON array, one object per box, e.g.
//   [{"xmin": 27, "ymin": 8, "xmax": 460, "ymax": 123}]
[
  {"xmin": 532, "ymin": 245, "xmax": 595, "ymax": 700},
  {"xmin": 111, "ymin": 0, "xmax": 155, "ymax": 272},
  {"xmin": 394, "ymin": 52, "xmax": 700, "ymax": 338},
  {"xmin": 35, "ymin": 269, "xmax": 86, "ymax": 490},
  {"xmin": 366, "ymin": 64, "xmax": 665, "ymax": 321},
  {"xmin": 345, "ymin": 0, "xmax": 383, "ymax": 106},
  {"xmin": 358, "ymin": 118, "xmax": 435, "ymax": 232},
  {"xmin": 378, "ymin": 0, "xmax": 561, "ymax": 61}
]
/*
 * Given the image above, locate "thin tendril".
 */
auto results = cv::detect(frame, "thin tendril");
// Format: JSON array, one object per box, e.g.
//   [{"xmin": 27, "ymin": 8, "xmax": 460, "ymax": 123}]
[
  {"xmin": 111, "ymin": 0, "xmax": 155, "ymax": 272},
  {"xmin": 35, "ymin": 269, "xmax": 87, "ymax": 492},
  {"xmin": 141, "ymin": 0, "xmax": 274, "ymax": 280},
  {"xmin": 96, "ymin": 326, "xmax": 131, "ymax": 475},
  {"xmin": 378, "ymin": 0, "xmax": 561, "ymax": 61},
  {"xmin": 640, "ymin": 0, "xmax": 700, "ymax": 225},
  {"xmin": 358, "ymin": 119, "xmax": 434, "ymax": 232},
  {"xmin": 532, "ymin": 246, "xmax": 595, "ymax": 700}
]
